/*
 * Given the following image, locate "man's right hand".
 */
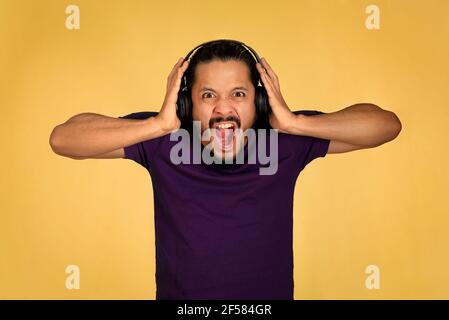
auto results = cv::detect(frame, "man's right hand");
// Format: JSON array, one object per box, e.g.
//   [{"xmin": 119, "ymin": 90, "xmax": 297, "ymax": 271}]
[
  {"xmin": 50, "ymin": 57, "xmax": 190, "ymax": 160},
  {"xmin": 155, "ymin": 57, "xmax": 189, "ymax": 133}
]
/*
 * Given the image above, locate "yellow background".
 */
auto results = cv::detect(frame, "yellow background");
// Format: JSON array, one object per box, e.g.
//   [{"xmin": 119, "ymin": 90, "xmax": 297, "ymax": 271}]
[{"xmin": 1, "ymin": 0, "xmax": 448, "ymax": 299}]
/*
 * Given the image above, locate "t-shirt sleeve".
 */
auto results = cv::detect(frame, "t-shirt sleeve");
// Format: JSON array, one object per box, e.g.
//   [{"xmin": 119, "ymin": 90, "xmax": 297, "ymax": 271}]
[
  {"xmin": 290, "ymin": 110, "xmax": 330, "ymax": 169},
  {"xmin": 118, "ymin": 111, "xmax": 160, "ymax": 171}
]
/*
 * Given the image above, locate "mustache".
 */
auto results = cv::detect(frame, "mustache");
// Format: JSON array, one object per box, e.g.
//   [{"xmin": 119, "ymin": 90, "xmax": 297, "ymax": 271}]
[{"xmin": 209, "ymin": 115, "xmax": 241, "ymax": 128}]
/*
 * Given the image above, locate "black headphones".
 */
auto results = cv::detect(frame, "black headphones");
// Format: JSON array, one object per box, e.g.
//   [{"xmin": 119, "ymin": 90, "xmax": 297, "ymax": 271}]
[{"xmin": 176, "ymin": 39, "xmax": 270, "ymax": 128}]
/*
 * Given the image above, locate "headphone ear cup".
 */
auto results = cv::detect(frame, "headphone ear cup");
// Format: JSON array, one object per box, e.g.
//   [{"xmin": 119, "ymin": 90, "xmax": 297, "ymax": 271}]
[
  {"xmin": 255, "ymin": 86, "xmax": 270, "ymax": 127},
  {"xmin": 176, "ymin": 89, "xmax": 191, "ymax": 121},
  {"xmin": 255, "ymin": 87, "xmax": 268, "ymax": 113}
]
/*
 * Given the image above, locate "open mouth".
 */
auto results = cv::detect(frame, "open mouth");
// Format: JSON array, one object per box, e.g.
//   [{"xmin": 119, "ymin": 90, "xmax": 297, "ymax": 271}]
[{"xmin": 211, "ymin": 121, "xmax": 238, "ymax": 152}]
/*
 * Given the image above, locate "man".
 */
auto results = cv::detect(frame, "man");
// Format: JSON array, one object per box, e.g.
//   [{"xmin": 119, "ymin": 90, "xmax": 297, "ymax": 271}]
[{"xmin": 49, "ymin": 40, "xmax": 401, "ymax": 299}]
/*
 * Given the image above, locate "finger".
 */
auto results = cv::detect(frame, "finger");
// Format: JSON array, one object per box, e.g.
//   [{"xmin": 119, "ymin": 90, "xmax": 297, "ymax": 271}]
[
  {"xmin": 260, "ymin": 58, "xmax": 280, "ymax": 90},
  {"xmin": 260, "ymin": 58, "xmax": 280, "ymax": 93},
  {"xmin": 256, "ymin": 61, "xmax": 268, "ymax": 75},
  {"xmin": 259, "ymin": 67, "xmax": 277, "ymax": 98},
  {"xmin": 170, "ymin": 57, "xmax": 184, "ymax": 75},
  {"xmin": 256, "ymin": 61, "xmax": 273, "ymax": 84},
  {"xmin": 167, "ymin": 57, "xmax": 185, "ymax": 83},
  {"xmin": 174, "ymin": 60, "xmax": 189, "ymax": 86},
  {"xmin": 174, "ymin": 57, "xmax": 184, "ymax": 66},
  {"xmin": 257, "ymin": 63, "xmax": 276, "ymax": 92},
  {"xmin": 260, "ymin": 57, "xmax": 278, "ymax": 80},
  {"xmin": 167, "ymin": 60, "xmax": 189, "ymax": 99},
  {"xmin": 168, "ymin": 59, "xmax": 188, "ymax": 90},
  {"xmin": 180, "ymin": 59, "xmax": 189, "ymax": 73},
  {"xmin": 172, "ymin": 65, "xmax": 186, "ymax": 91}
]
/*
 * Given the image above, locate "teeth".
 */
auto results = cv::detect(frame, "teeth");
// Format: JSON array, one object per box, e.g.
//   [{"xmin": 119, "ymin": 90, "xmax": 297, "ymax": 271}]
[{"xmin": 216, "ymin": 123, "xmax": 234, "ymax": 129}]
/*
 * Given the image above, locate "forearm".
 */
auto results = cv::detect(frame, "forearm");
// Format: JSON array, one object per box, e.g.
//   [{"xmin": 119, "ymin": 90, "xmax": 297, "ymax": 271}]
[
  {"xmin": 50, "ymin": 113, "xmax": 168, "ymax": 157},
  {"xmin": 287, "ymin": 103, "xmax": 402, "ymax": 147}
]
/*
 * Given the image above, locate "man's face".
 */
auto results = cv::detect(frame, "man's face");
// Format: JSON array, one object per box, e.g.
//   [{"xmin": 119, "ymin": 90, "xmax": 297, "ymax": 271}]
[{"xmin": 191, "ymin": 59, "xmax": 257, "ymax": 159}]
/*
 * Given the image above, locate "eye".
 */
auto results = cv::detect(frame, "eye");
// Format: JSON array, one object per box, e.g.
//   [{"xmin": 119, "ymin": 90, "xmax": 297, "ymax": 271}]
[
  {"xmin": 234, "ymin": 91, "xmax": 246, "ymax": 97},
  {"xmin": 202, "ymin": 92, "xmax": 214, "ymax": 99}
]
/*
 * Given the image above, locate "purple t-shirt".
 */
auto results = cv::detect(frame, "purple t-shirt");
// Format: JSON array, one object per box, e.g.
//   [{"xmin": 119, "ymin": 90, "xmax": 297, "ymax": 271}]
[{"xmin": 120, "ymin": 110, "xmax": 329, "ymax": 300}]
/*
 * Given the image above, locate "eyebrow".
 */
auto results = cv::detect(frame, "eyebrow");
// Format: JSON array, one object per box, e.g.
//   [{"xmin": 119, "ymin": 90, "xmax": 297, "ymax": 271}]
[{"xmin": 200, "ymin": 86, "xmax": 248, "ymax": 92}]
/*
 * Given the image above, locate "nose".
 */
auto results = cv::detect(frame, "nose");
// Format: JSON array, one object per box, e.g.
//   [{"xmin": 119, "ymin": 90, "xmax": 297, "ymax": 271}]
[{"xmin": 213, "ymin": 96, "xmax": 235, "ymax": 118}]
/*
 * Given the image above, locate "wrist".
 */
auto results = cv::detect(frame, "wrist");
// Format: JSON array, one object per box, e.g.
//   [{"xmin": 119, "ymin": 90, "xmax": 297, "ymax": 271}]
[
  {"xmin": 281, "ymin": 113, "xmax": 304, "ymax": 135},
  {"xmin": 152, "ymin": 114, "xmax": 180, "ymax": 135},
  {"xmin": 288, "ymin": 113, "xmax": 316, "ymax": 136},
  {"xmin": 143, "ymin": 115, "xmax": 169, "ymax": 140}
]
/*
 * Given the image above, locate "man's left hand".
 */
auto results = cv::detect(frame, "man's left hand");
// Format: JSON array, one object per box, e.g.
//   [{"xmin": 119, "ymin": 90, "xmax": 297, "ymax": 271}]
[{"xmin": 256, "ymin": 57, "xmax": 296, "ymax": 133}]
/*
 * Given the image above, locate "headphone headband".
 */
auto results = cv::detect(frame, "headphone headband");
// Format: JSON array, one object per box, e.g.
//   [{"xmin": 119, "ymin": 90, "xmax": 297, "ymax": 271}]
[{"xmin": 184, "ymin": 39, "xmax": 261, "ymax": 63}]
